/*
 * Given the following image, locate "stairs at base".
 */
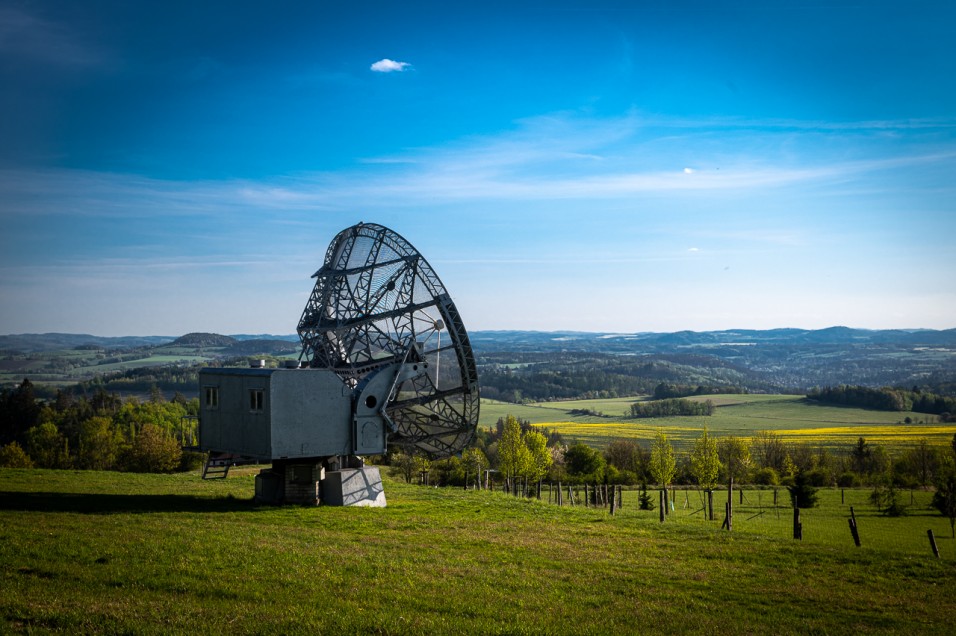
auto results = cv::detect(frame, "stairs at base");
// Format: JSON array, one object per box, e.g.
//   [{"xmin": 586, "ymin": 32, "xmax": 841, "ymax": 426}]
[{"xmin": 202, "ymin": 452, "xmax": 235, "ymax": 479}]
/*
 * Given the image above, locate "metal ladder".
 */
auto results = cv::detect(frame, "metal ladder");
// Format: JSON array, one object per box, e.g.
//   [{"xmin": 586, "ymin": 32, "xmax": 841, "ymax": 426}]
[{"xmin": 202, "ymin": 452, "xmax": 233, "ymax": 479}]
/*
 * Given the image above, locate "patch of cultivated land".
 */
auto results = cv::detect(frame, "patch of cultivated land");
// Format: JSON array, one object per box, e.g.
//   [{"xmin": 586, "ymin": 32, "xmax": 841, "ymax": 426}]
[
  {"xmin": 1, "ymin": 469, "xmax": 954, "ymax": 634},
  {"xmin": 481, "ymin": 395, "xmax": 956, "ymax": 451}
]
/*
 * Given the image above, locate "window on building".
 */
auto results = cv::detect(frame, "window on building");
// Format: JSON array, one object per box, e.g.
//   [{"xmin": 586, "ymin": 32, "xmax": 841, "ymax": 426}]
[
  {"xmin": 204, "ymin": 386, "xmax": 219, "ymax": 410},
  {"xmin": 250, "ymin": 389, "xmax": 264, "ymax": 412}
]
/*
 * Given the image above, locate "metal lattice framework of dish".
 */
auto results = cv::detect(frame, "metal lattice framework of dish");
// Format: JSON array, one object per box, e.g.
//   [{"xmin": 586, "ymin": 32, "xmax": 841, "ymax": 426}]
[{"xmin": 296, "ymin": 223, "xmax": 479, "ymax": 457}]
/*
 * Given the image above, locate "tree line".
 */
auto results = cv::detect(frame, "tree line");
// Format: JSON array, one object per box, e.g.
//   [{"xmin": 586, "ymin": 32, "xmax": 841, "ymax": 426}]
[
  {"xmin": 476, "ymin": 352, "xmax": 763, "ymax": 404},
  {"xmin": 382, "ymin": 416, "xmax": 956, "ymax": 532},
  {"xmin": 807, "ymin": 385, "xmax": 956, "ymax": 419},
  {"xmin": 652, "ymin": 382, "xmax": 746, "ymax": 400},
  {"xmin": 0, "ymin": 379, "xmax": 199, "ymax": 472},
  {"xmin": 628, "ymin": 398, "xmax": 715, "ymax": 418}
]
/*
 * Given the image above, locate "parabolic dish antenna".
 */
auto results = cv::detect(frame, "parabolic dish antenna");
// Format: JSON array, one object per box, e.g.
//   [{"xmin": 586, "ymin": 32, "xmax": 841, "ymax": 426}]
[{"xmin": 296, "ymin": 222, "xmax": 480, "ymax": 457}]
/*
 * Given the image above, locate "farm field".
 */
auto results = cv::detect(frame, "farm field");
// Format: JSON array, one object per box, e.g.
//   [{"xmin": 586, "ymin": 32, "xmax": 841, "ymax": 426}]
[
  {"xmin": 1, "ymin": 468, "xmax": 954, "ymax": 634},
  {"xmin": 480, "ymin": 395, "xmax": 956, "ymax": 452},
  {"xmin": 0, "ymin": 352, "xmax": 211, "ymax": 385}
]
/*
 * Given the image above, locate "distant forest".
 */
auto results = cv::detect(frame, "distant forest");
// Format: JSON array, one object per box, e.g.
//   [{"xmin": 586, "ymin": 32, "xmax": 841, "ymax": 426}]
[
  {"xmin": 2, "ymin": 328, "xmax": 956, "ymax": 405},
  {"xmin": 808, "ymin": 385, "xmax": 956, "ymax": 420}
]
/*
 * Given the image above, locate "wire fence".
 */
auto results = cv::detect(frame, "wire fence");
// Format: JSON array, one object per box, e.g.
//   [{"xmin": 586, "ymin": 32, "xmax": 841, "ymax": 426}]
[{"xmin": 524, "ymin": 483, "xmax": 954, "ymax": 561}]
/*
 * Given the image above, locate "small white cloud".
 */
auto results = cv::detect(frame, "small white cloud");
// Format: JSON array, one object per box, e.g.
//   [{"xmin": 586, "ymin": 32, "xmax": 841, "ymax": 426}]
[
  {"xmin": 683, "ymin": 167, "xmax": 695, "ymax": 174},
  {"xmin": 370, "ymin": 58, "xmax": 410, "ymax": 73},
  {"xmin": 688, "ymin": 247, "xmax": 700, "ymax": 252}
]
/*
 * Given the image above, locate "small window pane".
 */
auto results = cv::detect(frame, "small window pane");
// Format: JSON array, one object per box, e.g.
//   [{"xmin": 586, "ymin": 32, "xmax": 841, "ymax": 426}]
[
  {"xmin": 204, "ymin": 387, "xmax": 219, "ymax": 409},
  {"xmin": 250, "ymin": 389, "xmax": 264, "ymax": 412}
]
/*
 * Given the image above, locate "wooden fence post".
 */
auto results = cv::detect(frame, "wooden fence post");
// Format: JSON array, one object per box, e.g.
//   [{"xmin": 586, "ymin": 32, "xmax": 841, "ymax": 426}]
[
  {"xmin": 849, "ymin": 518, "xmax": 861, "ymax": 547},
  {"xmin": 928, "ymin": 529, "xmax": 940, "ymax": 558},
  {"xmin": 610, "ymin": 490, "xmax": 616, "ymax": 516},
  {"xmin": 584, "ymin": 483, "xmax": 589, "ymax": 508},
  {"xmin": 793, "ymin": 506, "xmax": 802, "ymax": 540},
  {"xmin": 659, "ymin": 490, "xmax": 665, "ymax": 523}
]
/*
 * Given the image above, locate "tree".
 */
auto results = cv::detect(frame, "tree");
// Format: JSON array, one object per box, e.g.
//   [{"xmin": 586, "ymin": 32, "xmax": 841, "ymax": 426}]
[
  {"xmin": 851, "ymin": 437, "xmax": 871, "ymax": 474},
  {"xmin": 432, "ymin": 455, "xmax": 465, "ymax": 486},
  {"xmin": 604, "ymin": 438, "xmax": 643, "ymax": 474},
  {"xmin": 718, "ymin": 436, "xmax": 751, "ymax": 529},
  {"xmin": 718, "ymin": 436, "xmax": 751, "ymax": 488},
  {"xmin": 25, "ymin": 422, "xmax": 71, "ymax": 469},
  {"xmin": 563, "ymin": 443, "xmax": 605, "ymax": 480},
  {"xmin": 524, "ymin": 430, "xmax": 552, "ymax": 483},
  {"xmin": 751, "ymin": 430, "xmax": 788, "ymax": 473},
  {"xmin": 497, "ymin": 415, "xmax": 531, "ymax": 490},
  {"xmin": 0, "ymin": 441, "xmax": 33, "ymax": 468},
  {"xmin": 788, "ymin": 471, "xmax": 820, "ymax": 508},
  {"xmin": 122, "ymin": 424, "xmax": 182, "ymax": 472},
  {"xmin": 414, "ymin": 454, "xmax": 432, "ymax": 484},
  {"xmin": 462, "ymin": 447, "xmax": 489, "ymax": 488},
  {"xmin": 649, "ymin": 430, "xmax": 676, "ymax": 488},
  {"xmin": 870, "ymin": 479, "xmax": 906, "ymax": 516},
  {"xmin": 900, "ymin": 439, "xmax": 939, "ymax": 487},
  {"xmin": 77, "ymin": 416, "xmax": 122, "ymax": 470},
  {"xmin": 389, "ymin": 451, "xmax": 417, "ymax": 484},
  {"xmin": 0, "ymin": 379, "xmax": 41, "ymax": 445},
  {"xmin": 690, "ymin": 428, "xmax": 721, "ymax": 492}
]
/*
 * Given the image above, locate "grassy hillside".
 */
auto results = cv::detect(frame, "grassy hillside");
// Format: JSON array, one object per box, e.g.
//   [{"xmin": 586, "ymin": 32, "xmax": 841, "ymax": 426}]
[
  {"xmin": 1, "ymin": 469, "xmax": 954, "ymax": 634},
  {"xmin": 479, "ymin": 395, "xmax": 956, "ymax": 451}
]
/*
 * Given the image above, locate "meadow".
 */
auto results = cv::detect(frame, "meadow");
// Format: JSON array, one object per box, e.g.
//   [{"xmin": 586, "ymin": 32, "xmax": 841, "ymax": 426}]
[
  {"xmin": 2, "ymin": 468, "xmax": 955, "ymax": 634},
  {"xmin": 479, "ymin": 395, "xmax": 956, "ymax": 452}
]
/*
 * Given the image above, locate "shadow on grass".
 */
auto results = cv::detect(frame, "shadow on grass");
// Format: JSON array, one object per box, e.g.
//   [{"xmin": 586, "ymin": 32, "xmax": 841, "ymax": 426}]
[{"xmin": 0, "ymin": 491, "xmax": 257, "ymax": 514}]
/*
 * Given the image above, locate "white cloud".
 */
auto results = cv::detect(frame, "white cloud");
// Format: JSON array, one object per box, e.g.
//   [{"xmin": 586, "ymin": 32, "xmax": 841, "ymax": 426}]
[
  {"xmin": 370, "ymin": 58, "xmax": 410, "ymax": 73},
  {"xmin": 683, "ymin": 167, "xmax": 695, "ymax": 174}
]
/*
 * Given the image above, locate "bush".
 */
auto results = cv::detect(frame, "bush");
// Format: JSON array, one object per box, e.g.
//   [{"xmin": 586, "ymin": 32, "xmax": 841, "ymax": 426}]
[
  {"xmin": 0, "ymin": 442, "xmax": 34, "ymax": 468},
  {"xmin": 871, "ymin": 482, "xmax": 907, "ymax": 516},
  {"xmin": 752, "ymin": 467, "xmax": 780, "ymax": 486},
  {"xmin": 837, "ymin": 472, "xmax": 860, "ymax": 488},
  {"xmin": 803, "ymin": 468, "xmax": 833, "ymax": 488},
  {"xmin": 179, "ymin": 450, "xmax": 205, "ymax": 472},
  {"xmin": 120, "ymin": 424, "xmax": 182, "ymax": 472}
]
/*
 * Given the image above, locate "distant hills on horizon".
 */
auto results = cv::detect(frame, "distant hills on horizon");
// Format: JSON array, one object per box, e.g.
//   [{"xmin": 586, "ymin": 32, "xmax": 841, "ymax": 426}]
[{"xmin": 2, "ymin": 327, "xmax": 955, "ymax": 354}]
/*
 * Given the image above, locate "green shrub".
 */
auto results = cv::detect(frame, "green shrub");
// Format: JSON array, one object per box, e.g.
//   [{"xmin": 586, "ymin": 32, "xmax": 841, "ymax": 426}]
[
  {"xmin": 752, "ymin": 467, "xmax": 780, "ymax": 486},
  {"xmin": 837, "ymin": 472, "xmax": 860, "ymax": 487},
  {"xmin": 0, "ymin": 441, "xmax": 34, "ymax": 468},
  {"xmin": 803, "ymin": 467, "xmax": 833, "ymax": 487}
]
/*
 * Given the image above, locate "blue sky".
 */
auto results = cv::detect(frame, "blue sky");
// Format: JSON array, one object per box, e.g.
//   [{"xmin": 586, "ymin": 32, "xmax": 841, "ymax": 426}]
[{"xmin": 2, "ymin": 0, "xmax": 955, "ymax": 336}]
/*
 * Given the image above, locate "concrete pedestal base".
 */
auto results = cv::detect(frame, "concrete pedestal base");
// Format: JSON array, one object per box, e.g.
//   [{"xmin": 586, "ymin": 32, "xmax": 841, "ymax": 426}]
[{"xmin": 322, "ymin": 467, "xmax": 387, "ymax": 507}]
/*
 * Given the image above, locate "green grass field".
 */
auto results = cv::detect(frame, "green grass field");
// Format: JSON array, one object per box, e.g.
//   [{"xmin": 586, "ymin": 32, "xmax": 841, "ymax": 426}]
[
  {"xmin": 480, "ymin": 395, "xmax": 956, "ymax": 452},
  {"xmin": 1, "ymin": 468, "xmax": 955, "ymax": 634}
]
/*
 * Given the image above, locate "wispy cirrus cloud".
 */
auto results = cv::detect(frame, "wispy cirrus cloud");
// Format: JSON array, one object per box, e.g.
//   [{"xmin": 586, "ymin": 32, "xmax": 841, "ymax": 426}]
[{"xmin": 4, "ymin": 112, "xmax": 954, "ymax": 221}]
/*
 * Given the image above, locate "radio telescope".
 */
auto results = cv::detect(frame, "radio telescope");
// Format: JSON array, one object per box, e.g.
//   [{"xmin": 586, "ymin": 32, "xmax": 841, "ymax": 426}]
[{"xmin": 197, "ymin": 223, "xmax": 479, "ymax": 506}]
